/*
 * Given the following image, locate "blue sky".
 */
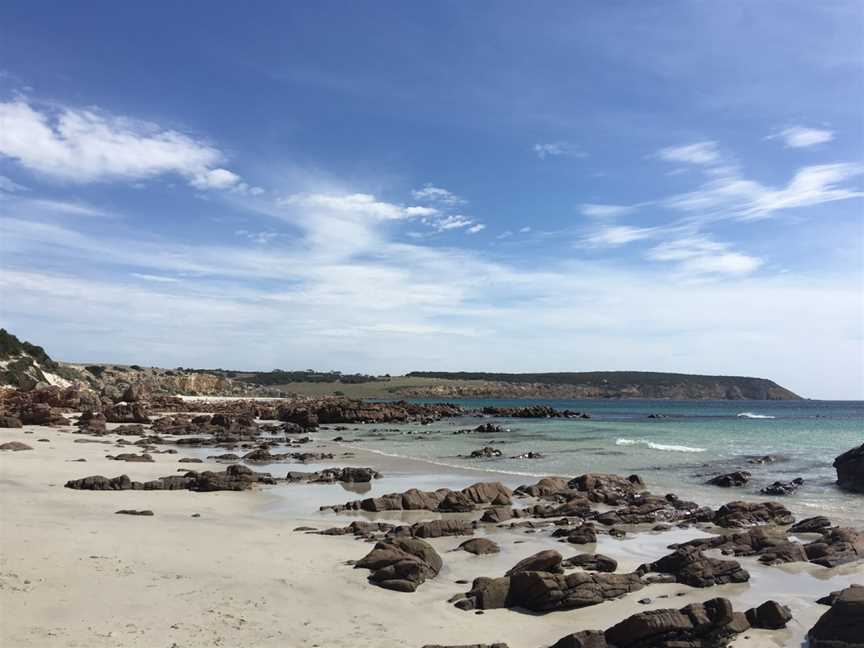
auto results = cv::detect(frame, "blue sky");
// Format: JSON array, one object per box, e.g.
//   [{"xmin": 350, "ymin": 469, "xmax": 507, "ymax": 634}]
[{"xmin": 0, "ymin": 1, "xmax": 862, "ymax": 398}]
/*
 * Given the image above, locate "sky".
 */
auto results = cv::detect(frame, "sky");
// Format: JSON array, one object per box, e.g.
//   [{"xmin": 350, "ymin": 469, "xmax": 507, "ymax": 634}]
[{"xmin": 0, "ymin": 1, "xmax": 862, "ymax": 399}]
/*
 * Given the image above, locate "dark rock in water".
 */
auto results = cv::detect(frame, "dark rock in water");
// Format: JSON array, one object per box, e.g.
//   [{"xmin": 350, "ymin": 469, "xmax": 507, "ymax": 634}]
[
  {"xmin": 706, "ymin": 471, "xmax": 751, "ymax": 488},
  {"xmin": 506, "ymin": 550, "xmax": 563, "ymax": 576},
  {"xmin": 458, "ymin": 538, "xmax": 500, "ymax": 555},
  {"xmin": 115, "ymin": 509, "xmax": 154, "ymax": 516},
  {"xmin": 790, "ymin": 516, "xmax": 832, "ymax": 534},
  {"xmin": 469, "ymin": 446, "xmax": 502, "ymax": 458},
  {"xmin": 808, "ymin": 585, "xmax": 864, "ymax": 648},
  {"xmin": 834, "ymin": 443, "xmax": 864, "ymax": 494},
  {"xmin": 555, "ymin": 523, "xmax": 598, "ymax": 545},
  {"xmin": 107, "ymin": 453, "xmax": 153, "ymax": 462},
  {"xmin": 510, "ymin": 451, "xmax": 544, "ymax": 459},
  {"xmin": 179, "ymin": 457, "xmax": 203, "ymax": 463},
  {"xmin": 712, "ymin": 500, "xmax": 794, "ymax": 527},
  {"xmin": 0, "ymin": 441, "xmax": 32, "ymax": 451},
  {"xmin": 760, "ymin": 477, "xmax": 804, "ymax": 496},
  {"xmin": 354, "ymin": 537, "xmax": 442, "ymax": 592},
  {"xmin": 803, "ymin": 527, "xmax": 864, "ymax": 567},
  {"xmin": 208, "ymin": 453, "xmax": 241, "ymax": 461},
  {"xmin": 638, "ymin": 545, "xmax": 750, "ymax": 588},
  {"xmin": 563, "ymin": 553, "xmax": 617, "ymax": 573},
  {"xmin": 0, "ymin": 416, "xmax": 23, "ymax": 428},
  {"xmin": 749, "ymin": 454, "xmax": 777, "ymax": 464},
  {"xmin": 475, "ymin": 423, "xmax": 504, "ymax": 433},
  {"xmin": 745, "ymin": 600, "xmax": 792, "ymax": 629}
]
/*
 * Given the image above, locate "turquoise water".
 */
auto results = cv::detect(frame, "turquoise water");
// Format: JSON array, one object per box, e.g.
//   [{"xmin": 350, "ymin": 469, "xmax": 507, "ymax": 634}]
[{"xmin": 319, "ymin": 399, "xmax": 864, "ymax": 526}]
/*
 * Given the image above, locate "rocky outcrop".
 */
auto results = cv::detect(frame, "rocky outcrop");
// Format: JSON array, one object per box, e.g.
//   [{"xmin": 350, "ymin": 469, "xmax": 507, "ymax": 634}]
[
  {"xmin": 712, "ymin": 501, "xmax": 794, "ymax": 527},
  {"xmin": 0, "ymin": 415, "xmax": 22, "ymax": 428},
  {"xmin": 638, "ymin": 546, "xmax": 750, "ymax": 588},
  {"xmin": 550, "ymin": 597, "xmax": 772, "ymax": 648},
  {"xmin": 706, "ymin": 471, "xmax": 751, "ymax": 488},
  {"xmin": 674, "ymin": 526, "xmax": 807, "ymax": 565},
  {"xmin": 804, "ymin": 527, "xmax": 864, "ymax": 568},
  {"xmin": 809, "ymin": 585, "xmax": 864, "ymax": 648},
  {"xmin": 506, "ymin": 550, "xmax": 564, "ymax": 576},
  {"xmin": 745, "ymin": 600, "xmax": 792, "ymax": 630},
  {"xmin": 323, "ymin": 482, "xmax": 511, "ymax": 513},
  {"xmin": 64, "ymin": 464, "xmax": 275, "ymax": 492},
  {"xmin": 285, "ymin": 467, "xmax": 381, "ymax": 484},
  {"xmin": 456, "ymin": 569, "xmax": 643, "ymax": 613},
  {"xmin": 354, "ymin": 537, "xmax": 442, "ymax": 592},
  {"xmin": 393, "ymin": 519, "xmax": 474, "ymax": 539},
  {"xmin": 834, "ymin": 444, "xmax": 864, "ymax": 494}
]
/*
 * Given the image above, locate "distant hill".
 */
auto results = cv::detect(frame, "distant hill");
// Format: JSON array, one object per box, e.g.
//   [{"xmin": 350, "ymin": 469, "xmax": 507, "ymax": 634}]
[{"xmin": 404, "ymin": 371, "xmax": 801, "ymax": 400}]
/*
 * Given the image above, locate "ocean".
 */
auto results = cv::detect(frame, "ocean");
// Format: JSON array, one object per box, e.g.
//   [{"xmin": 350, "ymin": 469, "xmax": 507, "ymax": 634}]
[{"xmin": 316, "ymin": 398, "xmax": 864, "ymax": 526}]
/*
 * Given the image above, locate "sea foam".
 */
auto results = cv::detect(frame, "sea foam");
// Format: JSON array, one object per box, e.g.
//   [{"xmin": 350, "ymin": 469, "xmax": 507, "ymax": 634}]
[
  {"xmin": 616, "ymin": 438, "xmax": 706, "ymax": 453},
  {"xmin": 736, "ymin": 412, "xmax": 776, "ymax": 419}
]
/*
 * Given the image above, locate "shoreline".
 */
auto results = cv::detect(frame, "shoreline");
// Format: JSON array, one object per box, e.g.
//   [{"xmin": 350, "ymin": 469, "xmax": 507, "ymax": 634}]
[{"xmin": 1, "ymin": 419, "xmax": 862, "ymax": 647}]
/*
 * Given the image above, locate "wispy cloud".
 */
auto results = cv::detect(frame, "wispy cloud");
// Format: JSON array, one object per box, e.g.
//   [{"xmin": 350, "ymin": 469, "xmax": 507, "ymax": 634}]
[
  {"xmin": 411, "ymin": 184, "xmax": 466, "ymax": 206},
  {"xmin": 467, "ymin": 223, "xmax": 486, "ymax": 234},
  {"xmin": 533, "ymin": 142, "xmax": 587, "ymax": 160},
  {"xmin": 656, "ymin": 141, "xmax": 721, "ymax": 165},
  {"xmin": 646, "ymin": 236, "xmax": 762, "ymax": 276},
  {"xmin": 769, "ymin": 125, "xmax": 834, "ymax": 148},
  {"xmin": 579, "ymin": 203, "xmax": 636, "ymax": 219},
  {"xmin": 585, "ymin": 225, "xmax": 656, "ymax": 246}
]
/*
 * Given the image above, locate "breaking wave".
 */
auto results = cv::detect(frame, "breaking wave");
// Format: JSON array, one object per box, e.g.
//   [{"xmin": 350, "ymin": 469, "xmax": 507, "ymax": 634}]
[
  {"xmin": 615, "ymin": 438, "xmax": 706, "ymax": 453},
  {"xmin": 737, "ymin": 412, "xmax": 776, "ymax": 419}
]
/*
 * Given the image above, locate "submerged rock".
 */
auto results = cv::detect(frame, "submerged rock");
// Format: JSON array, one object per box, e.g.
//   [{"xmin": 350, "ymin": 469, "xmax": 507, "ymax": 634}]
[{"xmin": 706, "ymin": 471, "xmax": 751, "ymax": 488}]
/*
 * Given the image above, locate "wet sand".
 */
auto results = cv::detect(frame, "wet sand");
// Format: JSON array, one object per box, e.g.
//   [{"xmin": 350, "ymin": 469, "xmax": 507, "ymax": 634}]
[{"xmin": 0, "ymin": 422, "xmax": 861, "ymax": 647}]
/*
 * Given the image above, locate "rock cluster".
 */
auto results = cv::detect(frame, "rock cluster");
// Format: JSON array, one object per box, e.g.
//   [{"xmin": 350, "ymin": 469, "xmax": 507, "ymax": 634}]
[
  {"xmin": 354, "ymin": 537, "xmax": 442, "ymax": 592},
  {"xmin": 64, "ymin": 464, "xmax": 274, "ymax": 492},
  {"xmin": 322, "ymin": 481, "xmax": 512, "ymax": 513},
  {"xmin": 638, "ymin": 545, "xmax": 750, "ymax": 588}
]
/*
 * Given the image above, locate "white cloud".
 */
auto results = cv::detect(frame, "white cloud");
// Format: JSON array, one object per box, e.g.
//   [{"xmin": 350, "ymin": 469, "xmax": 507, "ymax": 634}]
[
  {"xmin": 580, "ymin": 203, "xmax": 636, "ymax": 219},
  {"xmin": 467, "ymin": 224, "xmax": 486, "ymax": 234},
  {"xmin": 24, "ymin": 198, "xmax": 111, "ymax": 218},
  {"xmin": 586, "ymin": 225, "xmax": 656, "ymax": 246},
  {"xmin": 131, "ymin": 273, "xmax": 180, "ymax": 283},
  {"xmin": 435, "ymin": 215, "xmax": 474, "ymax": 230},
  {"xmin": 533, "ymin": 142, "xmax": 587, "ymax": 160},
  {"xmin": 646, "ymin": 236, "xmax": 762, "ymax": 276},
  {"xmin": 280, "ymin": 192, "xmax": 411, "ymax": 220},
  {"xmin": 519, "ymin": 226, "xmax": 531, "ymax": 233},
  {"xmin": 0, "ymin": 175, "xmax": 25, "ymax": 193},
  {"xmin": 0, "ymin": 99, "xmax": 249, "ymax": 191},
  {"xmin": 411, "ymin": 184, "xmax": 466, "ymax": 206},
  {"xmin": 771, "ymin": 126, "xmax": 834, "ymax": 148},
  {"xmin": 657, "ymin": 141, "xmax": 720, "ymax": 165}
]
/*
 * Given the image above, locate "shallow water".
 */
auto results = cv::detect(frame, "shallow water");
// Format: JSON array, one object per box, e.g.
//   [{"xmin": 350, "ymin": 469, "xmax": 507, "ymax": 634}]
[{"xmin": 314, "ymin": 398, "xmax": 864, "ymax": 526}]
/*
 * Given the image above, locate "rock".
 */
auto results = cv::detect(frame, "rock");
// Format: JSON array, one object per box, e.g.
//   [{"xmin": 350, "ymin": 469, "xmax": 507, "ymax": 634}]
[
  {"xmin": 745, "ymin": 600, "xmax": 792, "ymax": 629},
  {"xmin": 179, "ymin": 457, "xmax": 203, "ymax": 463},
  {"xmin": 481, "ymin": 507, "xmax": 516, "ymax": 524},
  {"xmin": 104, "ymin": 402, "xmax": 150, "ymax": 424},
  {"xmin": 706, "ymin": 471, "xmax": 751, "ymax": 488},
  {"xmin": 808, "ymin": 585, "xmax": 864, "ymax": 648},
  {"xmin": 568, "ymin": 473, "xmax": 646, "ymax": 504},
  {"xmin": 0, "ymin": 416, "xmax": 23, "ymax": 428},
  {"xmin": 115, "ymin": 509, "xmax": 154, "ymax": 516},
  {"xmin": 511, "ymin": 452, "xmax": 544, "ymax": 459},
  {"xmin": 469, "ymin": 446, "xmax": 502, "ymax": 458},
  {"xmin": 605, "ymin": 597, "xmax": 738, "ymax": 648},
  {"xmin": 208, "ymin": 453, "xmax": 241, "ymax": 460},
  {"xmin": 506, "ymin": 550, "xmax": 563, "ymax": 575},
  {"xmin": 107, "ymin": 453, "xmax": 153, "ymax": 462},
  {"xmin": 550, "ymin": 631, "xmax": 608, "ymax": 648},
  {"xmin": 749, "ymin": 454, "xmax": 777, "ymax": 464},
  {"xmin": 458, "ymin": 538, "xmax": 500, "ymax": 555},
  {"xmin": 817, "ymin": 584, "xmax": 863, "ymax": 606},
  {"xmin": 804, "ymin": 527, "xmax": 864, "ymax": 567},
  {"xmin": 713, "ymin": 501, "xmax": 794, "ymax": 527},
  {"xmin": 563, "ymin": 553, "xmax": 617, "ymax": 573},
  {"xmin": 638, "ymin": 546, "xmax": 750, "ymax": 587},
  {"xmin": 422, "ymin": 644, "xmax": 509, "ymax": 648},
  {"xmin": 355, "ymin": 537, "xmax": 442, "ymax": 592},
  {"xmin": 674, "ymin": 526, "xmax": 808, "ymax": 566},
  {"xmin": 461, "ymin": 482, "xmax": 512, "ymax": 505},
  {"xmin": 558, "ymin": 523, "xmax": 598, "ymax": 545},
  {"xmin": 77, "ymin": 411, "xmax": 107, "ymax": 434},
  {"xmin": 834, "ymin": 444, "xmax": 864, "ymax": 494},
  {"xmin": 324, "ymin": 481, "xmax": 509, "ymax": 513},
  {"xmin": 0, "ymin": 441, "xmax": 32, "ymax": 451},
  {"xmin": 760, "ymin": 477, "xmax": 804, "ymax": 496},
  {"xmin": 790, "ymin": 516, "xmax": 832, "ymax": 534},
  {"xmin": 65, "ymin": 474, "xmax": 134, "ymax": 490},
  {"xmin": 514, "ymin": 476, "xmax": 569, "ymax": 497},
  {"xmin": 398, "ymin": 519, "xmax": 473, "ymax": 539},
  {"xmin": 474, "ymin": 423, "xmax": 504, "ymax": 433},
  {"xmin": 507, "ymin": 570, "xmax": 643, "ymax": 612},
  {"xmin": 318, "ymin": 521, "xmax": 395, "ymax": 539}
]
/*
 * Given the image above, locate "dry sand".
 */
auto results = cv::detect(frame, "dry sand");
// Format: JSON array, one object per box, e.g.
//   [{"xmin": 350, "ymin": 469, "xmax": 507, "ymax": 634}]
[{"xmin": 1, "ymin": 423, "xmax": 861, "ymax": 647}]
